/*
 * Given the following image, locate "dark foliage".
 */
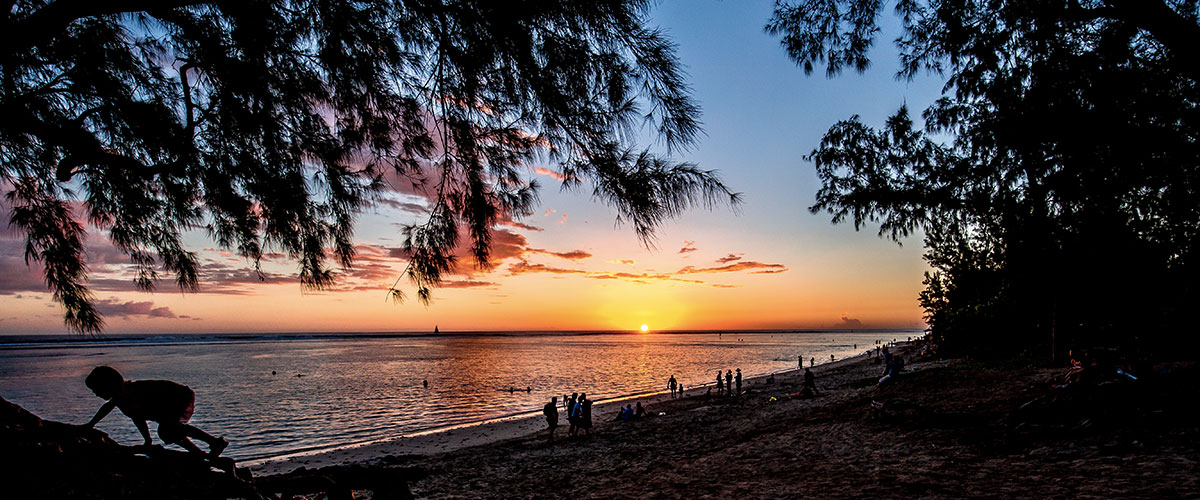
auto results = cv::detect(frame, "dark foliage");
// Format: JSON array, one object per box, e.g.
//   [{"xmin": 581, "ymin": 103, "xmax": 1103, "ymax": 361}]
[
  {"xmin": 2, "ymin": 0, "xmax": 741, "ymax": 333},
  {"xmin": 769, "ymin": 0, "xmax": 1200, "ymax": 359}
]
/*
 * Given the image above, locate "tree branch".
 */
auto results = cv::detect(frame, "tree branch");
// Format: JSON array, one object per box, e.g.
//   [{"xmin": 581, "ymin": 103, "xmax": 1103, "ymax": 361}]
[{"xmin": 6, "ymin": 0, "xmax": 228, "ymax": 53}]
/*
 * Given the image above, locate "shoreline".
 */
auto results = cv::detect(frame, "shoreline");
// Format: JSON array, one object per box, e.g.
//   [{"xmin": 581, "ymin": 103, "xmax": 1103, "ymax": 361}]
[{"xmin": 249, "ymin": 346, "xmax": 888, "ymax": 476}]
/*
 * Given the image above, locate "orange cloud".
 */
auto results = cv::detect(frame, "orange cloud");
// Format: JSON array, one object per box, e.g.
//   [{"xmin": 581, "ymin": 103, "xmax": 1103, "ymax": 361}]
[
  {"xmin": 679, "ymin": 241, "xmax": 697, "ymax": 254},
  {"xmin": 676, "ymin": 261, "xmax": 788, "ymax": 274},
  {"xmin": 528, "ymin": 248, "xmax": 592, "ymax": 260},
  {"xmin": 715, "ymin": 253, "xmax": 743, "ymax": 264}
]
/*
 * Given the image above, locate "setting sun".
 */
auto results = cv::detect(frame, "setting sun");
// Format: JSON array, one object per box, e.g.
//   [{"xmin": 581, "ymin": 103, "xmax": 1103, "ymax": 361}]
[{"xmin": 640, "ymin": 324, "xmax": 649, "ymax": 332}]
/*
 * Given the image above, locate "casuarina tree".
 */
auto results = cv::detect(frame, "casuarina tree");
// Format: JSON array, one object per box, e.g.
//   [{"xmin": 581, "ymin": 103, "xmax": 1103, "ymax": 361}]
[
  {"xmin": 2, "ymin": 0, "xmax": 740, "ymax": 333},
  {"xmin": 768, "ymin": 0, "xmax": 1200, "ymax": 358}
]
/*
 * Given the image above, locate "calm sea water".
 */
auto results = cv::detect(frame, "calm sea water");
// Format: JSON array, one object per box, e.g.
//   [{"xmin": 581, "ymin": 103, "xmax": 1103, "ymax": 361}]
[{"xmin": 0, "ymin": 331, "xmax": 915, "ymax": 461}]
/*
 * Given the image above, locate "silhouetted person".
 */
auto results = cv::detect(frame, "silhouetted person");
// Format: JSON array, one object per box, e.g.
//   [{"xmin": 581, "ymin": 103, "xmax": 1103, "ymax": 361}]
[
  {"xmin": 635, "ymin": 401, "xmax": 646, "ymax": 418},
  {"xmin": 831, "ymin": 354, "xmax": 835, "ymax": 362},
  {"xmin": 573, "ymin": 393, "xmax": 593, "ymax": 436},
  {"xmin": 799, "ymin": 355, "xmax": 803, "ymax": 368},
  {"xmin": 810, "ymin": 357, "xmax": 815, "ymax": 367},
  {"xmin": 82, "ymin": 366, "xmax": 227, "ymax": 458},
  {"xmin": 678, "ymin": 382, "xmax": 684, "ymax": 397},
  {"xmin": 716, "ymin": 371, "xmax": 724, "ymax": 395},
  {"xmin": 543, "ymin": 397, "xmax": 559, "ymax": 440},
  {"xmin": 725, "ymin": 370, "xmax": 733, "ymax": 397},
  {"xmin": 567, "ymin": 393, "xmax": 580, "ymax": 436},
  {"xmin": 803, "ymin": 368, "xmax": 816, "ymax": 393},
  {"xmin": 423, "ymin": 379, "xmax": 428, "ymax": 389},
  {"xmin": 735, "ymin": 368, "xmax": 742, "ymax": 396},
  {"xmin": 668, "ymin": 374, "xmax": 678, "ymax": 398}
]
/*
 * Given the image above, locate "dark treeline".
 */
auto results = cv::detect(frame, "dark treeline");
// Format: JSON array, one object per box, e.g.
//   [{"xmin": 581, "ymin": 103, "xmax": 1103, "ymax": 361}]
[{"xmin": 769, "ymin": 0, "xmax": 1200, "ymax": 360}]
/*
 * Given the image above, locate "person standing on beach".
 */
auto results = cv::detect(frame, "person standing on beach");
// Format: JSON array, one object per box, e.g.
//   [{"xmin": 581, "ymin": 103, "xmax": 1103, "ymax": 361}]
[
  {"xmin": 810, "ymin": 357, "xmax": 815, "ymax": 367},
  {"xmin": 725, "ymin": 370, "xmax": 733, "ymax": 397},
  {"xmin": 799, "ymin": 355, "xmax": 803, "ymax": 368},
  {"xmin": 716, "ymin": 371, "xmax": 724, "ymax": 396},
  {"xmin": 543, "ymin": 397, "xmax": 559, "ymax": 440},
  {"xmin": 567, "ymin": 393, "xmax": 579, "ymax": 436},
  {"xmin": 735, "ymin": 369, "xmax": 742, "ymax": 396},
  {"xmin": 580, "ymin": 394, "xmax": 594, "ymax": 436},
  {"xmin": 668, "ymin": 374, "xmax": 678, "ymax": 398}
]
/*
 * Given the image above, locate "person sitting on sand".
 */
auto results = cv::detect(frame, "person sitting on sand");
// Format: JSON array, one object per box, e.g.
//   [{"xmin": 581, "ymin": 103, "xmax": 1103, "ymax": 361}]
[
  {"xmin": 82, "ymin": 366, "xmax": 227, "ymax": 458},
  {"xmin": 803, "ymin": 368, "xmax": 817, "ymax": 394},
  {"xmin": 635, "ymin": 401, "xmax": 646, "ymax": 418},
  {"xmin": 543, "ymin": 397, "xmax": 559, "ymax": 440}
]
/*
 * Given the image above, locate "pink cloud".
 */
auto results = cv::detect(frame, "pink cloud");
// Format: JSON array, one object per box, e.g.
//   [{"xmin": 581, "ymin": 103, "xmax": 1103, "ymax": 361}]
[
  {"xmin": 679, "ymin": 241, "xmax": 697, "ymax": 254},
  {"xmin": 498, "ymin": 220, "xmax": 543, "ymax": 232},
  {"xmin": 93, "ymin": 297, "xmax": 182, "ymax": 319},
  {"xmin": 533, "ymin": 167, "xmax": 567, "ymax": 182}
]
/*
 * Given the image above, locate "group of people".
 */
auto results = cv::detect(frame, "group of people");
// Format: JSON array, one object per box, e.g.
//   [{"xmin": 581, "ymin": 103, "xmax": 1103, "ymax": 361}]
[
  {"xmin": 542, "ymin": 392, "xmax": 596, "ymax": 440},
  {"xmin": 712, "ymin": 368, "xmax": 742, "ymax": 397},
  {"xmin": 667, "ymin": 374, "xmax": 683, "ymax": 398}
]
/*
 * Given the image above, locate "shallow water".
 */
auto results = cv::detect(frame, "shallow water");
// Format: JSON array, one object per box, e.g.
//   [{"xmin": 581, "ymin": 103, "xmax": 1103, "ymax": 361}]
[{"xmin": 0, "ymin": 330, "xmax": 914, "ymax": 460}]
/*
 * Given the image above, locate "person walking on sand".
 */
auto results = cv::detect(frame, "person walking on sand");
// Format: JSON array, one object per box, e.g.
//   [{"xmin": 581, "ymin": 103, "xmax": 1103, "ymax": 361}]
[
  {"xmin": 735, "ymin": 369, "xmax": 742, "ymax": 396},
  {"xmin": 543, "ymin": 397, "xmax": 559, "ymax": 440},
  {"xmin": 716, "ymin": 371, "xmax": 724, "ymax": 396},
  {"xmin": 82, "ymin": 366, "xmax": 228, "ymax": 458},
  {"xmin": 725, "ymin": 370, "xmax": 733, "ymax": 397},
  {"xmin": 668, "ymin": 374, "xmax": 678, "ymax": 398}
]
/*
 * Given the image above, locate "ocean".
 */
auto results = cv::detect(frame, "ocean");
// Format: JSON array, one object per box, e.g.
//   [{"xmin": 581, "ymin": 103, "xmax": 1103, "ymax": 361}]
[{"xmin": 0, "ymin": 330, "xmax": 917, "ymax": 461}]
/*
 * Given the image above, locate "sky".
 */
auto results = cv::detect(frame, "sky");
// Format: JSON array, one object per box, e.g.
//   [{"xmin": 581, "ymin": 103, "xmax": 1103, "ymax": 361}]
[{"xmin": 0, "ymin": 1, "xmax": 947, "ymax": 335}]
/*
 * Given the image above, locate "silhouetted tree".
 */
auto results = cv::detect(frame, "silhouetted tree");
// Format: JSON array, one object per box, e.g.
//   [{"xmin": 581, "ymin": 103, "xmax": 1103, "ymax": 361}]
[
  {"xmin": 769, "ymin": 0, "xmax": 1200, "ymax": 358},
  {"xmin": 2, "ymin": 0, "xmax": 740, "ymax": 333}
]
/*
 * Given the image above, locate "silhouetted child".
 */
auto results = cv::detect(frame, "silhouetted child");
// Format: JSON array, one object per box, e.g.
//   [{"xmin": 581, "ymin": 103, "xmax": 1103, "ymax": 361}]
[{"xmin": 83, "ymin": 366, "xmax": 227, "ymax": 458}]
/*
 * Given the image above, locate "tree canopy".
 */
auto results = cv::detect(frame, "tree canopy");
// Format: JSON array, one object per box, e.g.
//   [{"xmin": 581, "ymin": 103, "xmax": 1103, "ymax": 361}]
[
  {"xmin": 768, "ymin": 0, "xmax": 1200, "ymax": 358},
  {"xmin": 2, "ymin": 0, "xmax": 740, "ymax": 333}
]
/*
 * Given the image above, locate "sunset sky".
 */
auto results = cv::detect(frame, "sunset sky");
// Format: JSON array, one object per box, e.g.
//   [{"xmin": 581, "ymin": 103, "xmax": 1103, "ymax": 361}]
[{"xmin": 0, "ymin": 1, "xmax": 945, "ymax": 335}]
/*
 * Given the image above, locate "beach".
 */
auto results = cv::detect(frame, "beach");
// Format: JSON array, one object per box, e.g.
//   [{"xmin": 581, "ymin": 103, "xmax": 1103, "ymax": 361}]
[
  {"xmin": 254, "ymin": 343, "xmax": 1199, "ymax": 498},
  {"xmin": 248, "ymin": 349, "xmax": 875, "ymax": 476}
]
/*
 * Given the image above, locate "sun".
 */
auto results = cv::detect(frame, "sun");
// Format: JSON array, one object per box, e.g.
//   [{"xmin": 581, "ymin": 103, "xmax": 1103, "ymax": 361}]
[{"xmin": 640, "ymin": 324, "xmax": 649, "ymax": 332}]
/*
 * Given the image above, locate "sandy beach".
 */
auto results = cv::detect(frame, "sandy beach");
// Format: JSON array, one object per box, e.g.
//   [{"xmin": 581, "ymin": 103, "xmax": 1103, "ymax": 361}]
[
  {"xmin": 249, "ymin": 350, "xmax": 872, "ymax": 476},
  {"xmin": 254, "ymin": 343, "xmax": 1199, "ymax": 498}
]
